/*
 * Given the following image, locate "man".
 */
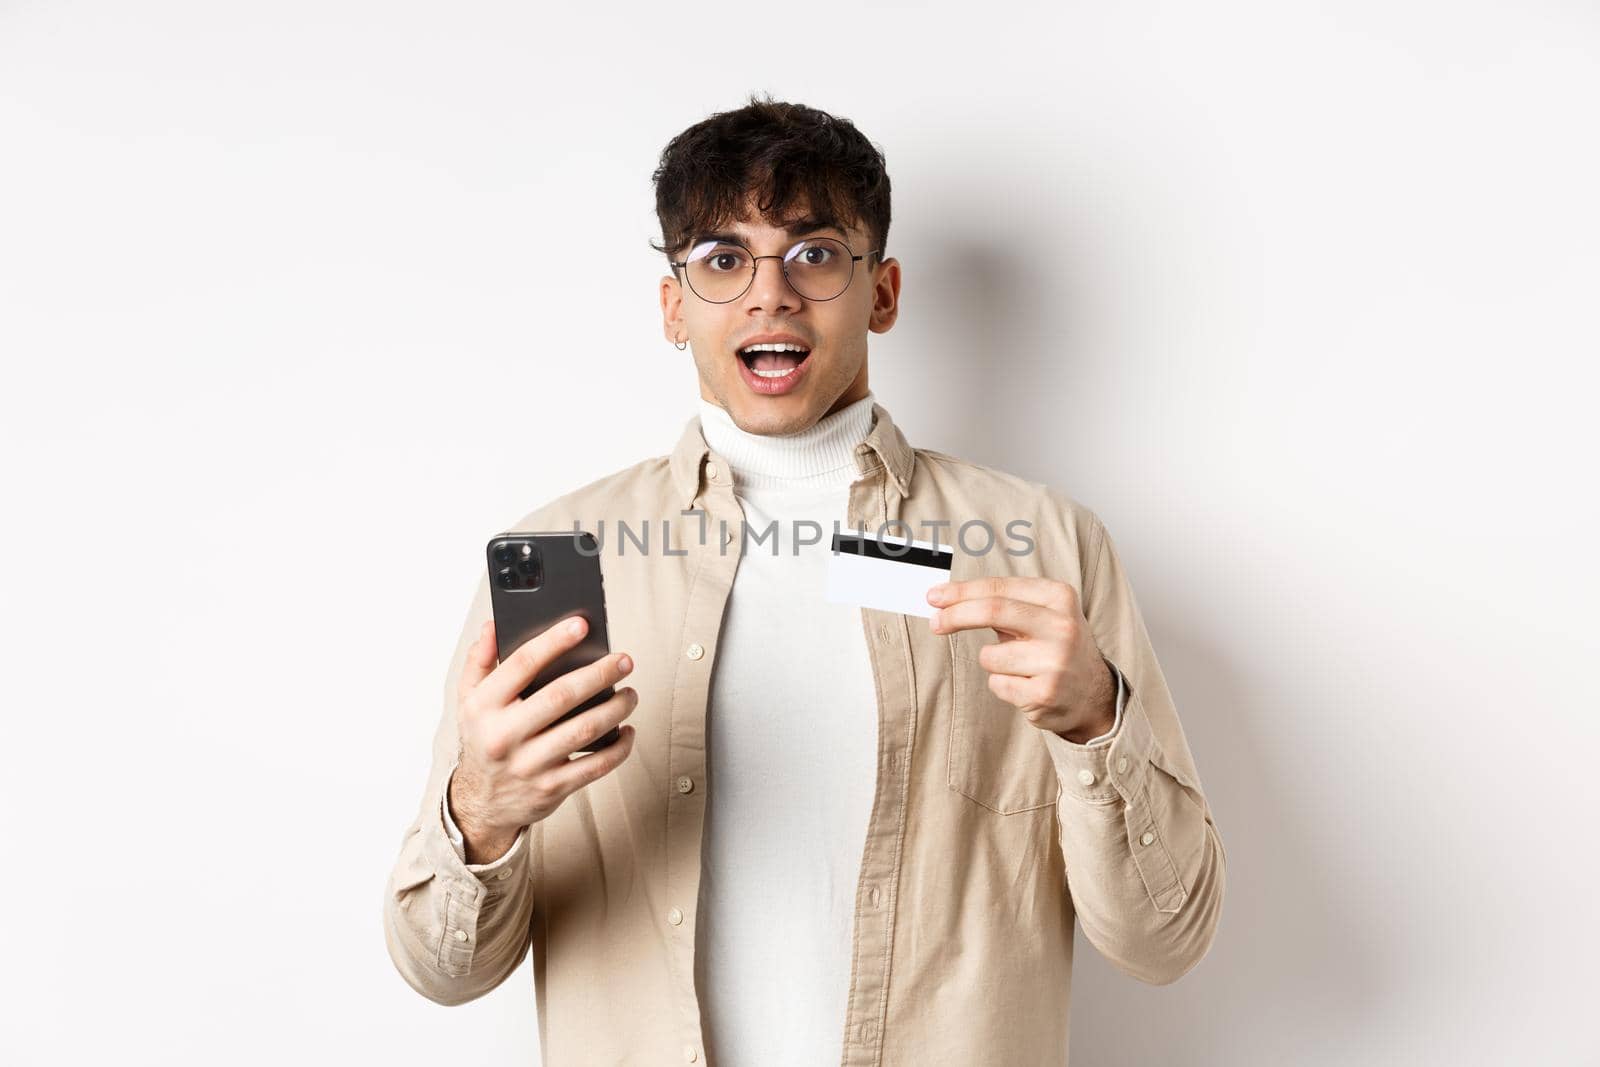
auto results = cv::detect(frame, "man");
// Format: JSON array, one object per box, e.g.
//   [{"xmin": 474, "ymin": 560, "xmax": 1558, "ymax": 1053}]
[{"xmin": 384, "ymin": 95, "xmax": 1226, "ymax": 1066}]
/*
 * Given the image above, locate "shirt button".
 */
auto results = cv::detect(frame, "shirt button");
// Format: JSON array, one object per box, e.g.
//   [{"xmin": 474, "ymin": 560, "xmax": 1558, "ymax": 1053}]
[
  {"xmin": 723, "ymin": 527, "xmax": 735, "ymax": 545},
  {"xmin": 454, "ymin": 929, "xmax": 469, "ymax": 942},
  {"xmin": 667, "ymin": 906, "xmax": 684, "ymax": 926},
  {"xmin": 1077, "ymin": 768, "xmax": 1096, "ymax": 786},
  {"xmin": 869, "ymin": 886, "xmax": 881, "ymax": 907},
  {"xmin": 686, "ymin": 643, "xmax": 705, "ymax": 660},
  {"xmin": 705, "ymin": 462, "xmax": 719, "ymax": 480},
  {"xmin": 676, "ymin": 776, "xmax": 695, "ymax": 794},
  {"xmin": 684, "ymin": 1047, "xmax": 698, "ymax": 1062},
  {"xmin": 496, "ymin": 870, "xmax": 511, "ymax": 880},
  {"xmin": 1140, "ymin": 831, "xmax": 1156, "ymax": 846},
  {"xmin": 1116, "ymin": 756, "xmax": 1130, "ymax": 774}
]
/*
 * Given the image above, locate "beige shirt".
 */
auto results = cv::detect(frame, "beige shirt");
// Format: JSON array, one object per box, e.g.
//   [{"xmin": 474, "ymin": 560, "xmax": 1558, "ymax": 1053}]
[{"xmin": 383, "ymin": 400, "xmax": 1227, "ymax": 1066}]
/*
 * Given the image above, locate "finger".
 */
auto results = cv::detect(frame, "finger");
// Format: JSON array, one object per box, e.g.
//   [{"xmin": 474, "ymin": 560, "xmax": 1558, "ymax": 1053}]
[
  {"xmin": 932, "ymin": 595, "xmax": 1062, "ymax": 642},
  {"xmin": 477, "ymin": 614, "xmax": 591, "ymax": 710},
  {"xmin": 458, "ymin": 619, "xmax": 496, "ymax": 701},
  {"xmin": 929, "ymin": 576, "xmax": 1077, "ymax": 615},
  {"xmin": 511, "ymin": 684, "xmax": 639, "ymax": 773},
  {"xmin": 987, "ymin": 669, "xmax": 1048, "ymax": 712},
  {"xmin": 503, "ymin": 651, "xmax": 636, "ymax": 749},
  {"xmin": 974, "ymin": 637, "xmax": 1066, "ymax": 678},
  {"xmin": 531, "ymin": 722, "xmax": 638, "ymax": 799}
]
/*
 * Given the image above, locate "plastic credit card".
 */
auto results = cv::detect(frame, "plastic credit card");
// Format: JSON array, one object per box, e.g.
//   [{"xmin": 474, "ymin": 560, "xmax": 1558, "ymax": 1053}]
[{"xmin": 824, "ymin": 529, "xmax": 954, "ymax": 618}]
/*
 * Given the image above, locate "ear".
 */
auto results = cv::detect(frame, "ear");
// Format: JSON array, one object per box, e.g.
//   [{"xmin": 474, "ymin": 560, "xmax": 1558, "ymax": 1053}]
[
  {"xmin": 868, "ymin": 256, "xmax": 902, "ymax": 334},
  {"xmin": 661, "ymin": 272, "xmax": 687, "ymax": 344}
]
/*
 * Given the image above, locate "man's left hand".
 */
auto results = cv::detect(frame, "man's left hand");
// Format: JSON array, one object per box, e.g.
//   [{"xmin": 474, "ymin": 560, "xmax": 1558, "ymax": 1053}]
[{"xmin": 926, "ymin": 576, "xmax": 1117, "ymax": 744}]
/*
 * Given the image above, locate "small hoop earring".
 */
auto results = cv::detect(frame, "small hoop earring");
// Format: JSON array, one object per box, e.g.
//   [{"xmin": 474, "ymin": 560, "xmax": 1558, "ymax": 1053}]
[{"xmin": 673, "ymin": 336, "xmax": 687, "ymax": 351}]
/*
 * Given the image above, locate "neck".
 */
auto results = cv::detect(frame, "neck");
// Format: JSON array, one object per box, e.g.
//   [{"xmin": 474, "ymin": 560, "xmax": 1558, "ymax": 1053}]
[{"xmin": 698, "ymin": 393, "xmax": 876, "ymax": 490}]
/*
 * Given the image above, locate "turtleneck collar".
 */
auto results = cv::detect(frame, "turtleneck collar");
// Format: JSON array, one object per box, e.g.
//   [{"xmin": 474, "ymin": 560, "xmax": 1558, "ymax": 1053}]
[{"xmin": 697, "ymin": 392, "xmax": 877, "ymax": 490}]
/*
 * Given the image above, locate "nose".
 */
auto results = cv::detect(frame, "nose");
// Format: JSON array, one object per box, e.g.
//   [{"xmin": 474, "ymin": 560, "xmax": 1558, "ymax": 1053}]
[{"xmin": 744, "ymin": 255, "xmax": 801, "ymax": 314}]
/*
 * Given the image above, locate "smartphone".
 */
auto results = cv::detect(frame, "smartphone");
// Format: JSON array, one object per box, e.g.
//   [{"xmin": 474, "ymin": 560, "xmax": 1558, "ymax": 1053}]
[{"xmin": 485, "ymin": 530, "xmax": 621, "ymax": 753}]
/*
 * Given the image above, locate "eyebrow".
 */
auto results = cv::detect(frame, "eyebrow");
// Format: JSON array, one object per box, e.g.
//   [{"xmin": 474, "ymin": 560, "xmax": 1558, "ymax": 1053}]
[{"xmin": 689, "ymin": 217, "xmax": 846, "ymax": 248}]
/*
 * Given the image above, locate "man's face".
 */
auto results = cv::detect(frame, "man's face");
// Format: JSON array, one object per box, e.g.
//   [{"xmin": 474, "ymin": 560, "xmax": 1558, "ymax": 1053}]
[{"xmin": 660, "ymin": 195, "xmax": 901, "ymax": 436}]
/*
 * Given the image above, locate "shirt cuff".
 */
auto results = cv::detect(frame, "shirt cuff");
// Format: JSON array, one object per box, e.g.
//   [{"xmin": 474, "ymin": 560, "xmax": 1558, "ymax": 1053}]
[
  {"xmin": 1039, "ymin": 657, "xmax": 1153, "ymax": 804},
  {"xmin": 437, "ymin": 764, "xmax": 530, "ymax": 879}
]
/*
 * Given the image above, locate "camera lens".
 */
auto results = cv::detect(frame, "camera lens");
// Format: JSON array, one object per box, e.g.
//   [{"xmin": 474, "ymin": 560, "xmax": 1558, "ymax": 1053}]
[
  {"xmin": 516, "ymin": 558, "xmax": 538, "ymax": 576},
  {"xmin": 497, "ymin": 567, "xmax": 517, "ymax": 589},
  {"xmin": 493, "ymin": 543, "xmax": 517, "ymax": 565}
]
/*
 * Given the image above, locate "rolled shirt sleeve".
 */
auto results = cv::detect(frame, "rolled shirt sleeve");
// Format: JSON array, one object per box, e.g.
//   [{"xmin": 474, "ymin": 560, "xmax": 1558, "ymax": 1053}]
[
  {"xmin": 1038, "ymin": 514, "xmax": 1227, "ymax": 985},
  {"xmin": 383, "ymin": 575, "xmax": 538, "ymax": 1005}
]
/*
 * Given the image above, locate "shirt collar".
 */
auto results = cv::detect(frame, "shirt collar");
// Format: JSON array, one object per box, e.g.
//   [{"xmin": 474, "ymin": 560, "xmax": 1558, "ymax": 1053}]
[{"xmin": 670, "ymin": 397, "xmax": 914, "ymax": 509}]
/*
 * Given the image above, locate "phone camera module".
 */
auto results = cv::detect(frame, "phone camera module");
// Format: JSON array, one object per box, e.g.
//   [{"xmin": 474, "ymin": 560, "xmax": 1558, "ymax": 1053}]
[{"xmin": 493, "ymin": 540, "xmax": 540, "ymax": 589}]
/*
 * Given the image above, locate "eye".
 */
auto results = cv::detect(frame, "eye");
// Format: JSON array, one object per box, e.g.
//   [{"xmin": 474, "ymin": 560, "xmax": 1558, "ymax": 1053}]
[
  {"xmin": 688, "ymin": 242, "xmax": 751, "ymax": 273},
  {"xmin": 795, "ymin": 243, "xmax": 835, "ymax": 266}
]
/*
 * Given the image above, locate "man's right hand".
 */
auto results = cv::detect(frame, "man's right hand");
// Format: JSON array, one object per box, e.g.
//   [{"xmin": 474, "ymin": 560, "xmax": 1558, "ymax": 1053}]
[{"xmin": 448, "ymin": 615, "xmax": 639, "ymax": 864}]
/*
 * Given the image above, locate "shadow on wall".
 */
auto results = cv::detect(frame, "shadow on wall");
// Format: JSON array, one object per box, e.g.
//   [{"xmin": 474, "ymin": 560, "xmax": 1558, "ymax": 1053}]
[
  {"xmin": 899, "ymin": 211, "xmax": 1109, "ymax": 484},
  {"xmin": 907, "ymin": 230, "xmax": 1035, "ymax": 466}
]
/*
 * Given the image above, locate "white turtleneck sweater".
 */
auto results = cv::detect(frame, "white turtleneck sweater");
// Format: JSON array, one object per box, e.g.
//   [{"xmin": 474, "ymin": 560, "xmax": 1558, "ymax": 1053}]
[{"xmin": 692, "ymin": 392, "xmax": 883, "ymax": 1067}]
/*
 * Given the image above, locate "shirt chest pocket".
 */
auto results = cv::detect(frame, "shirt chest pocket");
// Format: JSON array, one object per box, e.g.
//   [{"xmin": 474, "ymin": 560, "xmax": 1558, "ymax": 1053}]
[{"xmin": 945, "ymin": 629, "xmax": 1060, "ymax": 814}]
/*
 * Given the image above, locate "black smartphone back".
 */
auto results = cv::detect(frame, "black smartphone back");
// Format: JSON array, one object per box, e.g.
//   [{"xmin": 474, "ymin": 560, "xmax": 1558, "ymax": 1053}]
[{"xmin": 485, "ymin": 530, "xmax": 620, "ymax": 752}]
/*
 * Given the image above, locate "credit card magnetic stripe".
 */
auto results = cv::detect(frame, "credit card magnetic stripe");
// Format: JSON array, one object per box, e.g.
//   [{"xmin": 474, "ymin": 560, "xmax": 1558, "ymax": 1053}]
[{"xmin": 830, "ymin": 533, "xmax": 954, "ymax": 570}]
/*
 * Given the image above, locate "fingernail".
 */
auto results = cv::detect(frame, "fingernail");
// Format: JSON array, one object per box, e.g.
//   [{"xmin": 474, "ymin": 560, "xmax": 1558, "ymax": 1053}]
[
  {"xmin": 618, "ymin": 654, "xmax": 633, "ymax": 672},
  {"xmin": 568, "ymin": 617, "xmax": 585, "ymax": 635}
]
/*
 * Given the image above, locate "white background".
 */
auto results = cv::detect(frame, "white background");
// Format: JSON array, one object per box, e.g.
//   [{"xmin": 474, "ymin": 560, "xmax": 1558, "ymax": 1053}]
[{"xmin": 3, "ymin": 1, "xmax": 1596, "ymax": 1064}]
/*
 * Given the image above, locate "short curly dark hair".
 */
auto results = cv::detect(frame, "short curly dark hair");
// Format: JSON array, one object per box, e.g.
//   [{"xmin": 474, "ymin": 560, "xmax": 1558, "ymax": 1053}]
[{"xmin": 649, "ymin": 93, "xmax": 892, "ymax": 267}]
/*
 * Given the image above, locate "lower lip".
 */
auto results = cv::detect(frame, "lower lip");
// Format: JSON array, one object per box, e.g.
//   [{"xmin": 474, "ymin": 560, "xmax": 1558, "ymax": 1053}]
[{"xmin": 736, "ymin": 351, "xmax": 813, "ymax": 396}]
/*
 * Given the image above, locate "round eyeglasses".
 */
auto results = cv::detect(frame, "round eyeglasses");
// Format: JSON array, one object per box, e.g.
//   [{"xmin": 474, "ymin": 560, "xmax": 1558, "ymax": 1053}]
[{"xmin": 671, "ymin": 237, "xmax": 882, "ymax": 304}]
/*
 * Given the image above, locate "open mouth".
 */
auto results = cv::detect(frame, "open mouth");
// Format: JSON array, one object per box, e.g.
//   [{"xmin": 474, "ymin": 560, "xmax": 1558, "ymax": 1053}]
[
  {"xmin": 737, "ymin": 341, "xmax": 812, "ymax": 379},
  {"xmin": 734, "ymin": 341, "xmax": 814, "ymax": 396}
]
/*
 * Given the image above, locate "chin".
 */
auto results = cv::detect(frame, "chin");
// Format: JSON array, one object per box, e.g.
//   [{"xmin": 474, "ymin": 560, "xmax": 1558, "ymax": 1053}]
[{"xmin": 725, "ymin": 393, "xmax": 825, "ymax": 434}]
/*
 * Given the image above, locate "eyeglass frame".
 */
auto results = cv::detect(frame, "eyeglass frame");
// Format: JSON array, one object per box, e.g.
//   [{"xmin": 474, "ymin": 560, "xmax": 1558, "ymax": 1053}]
[{"xmin": 669, "ymin": 235, "xmax": 885, "ymax": 304}]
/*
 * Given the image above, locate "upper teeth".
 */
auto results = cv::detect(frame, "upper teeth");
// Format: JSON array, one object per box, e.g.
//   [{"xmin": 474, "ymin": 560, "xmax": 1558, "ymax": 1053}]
[{"xmin": 742, "ymin": 342, "xmax": 808, "ymax": 353}]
